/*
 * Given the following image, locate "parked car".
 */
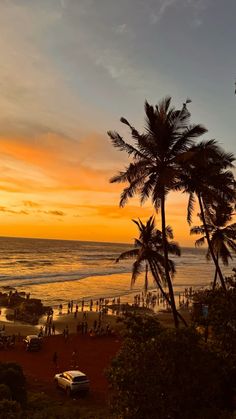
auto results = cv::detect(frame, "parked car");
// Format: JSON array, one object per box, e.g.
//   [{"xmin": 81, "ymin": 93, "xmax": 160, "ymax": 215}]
[
  {"xmin": 54, "ymin": 370, "xmax": 90, "ymax": 395},
  {"xmin": 23, "ymin": 335, "xmax": 42, "ymax": 351}
]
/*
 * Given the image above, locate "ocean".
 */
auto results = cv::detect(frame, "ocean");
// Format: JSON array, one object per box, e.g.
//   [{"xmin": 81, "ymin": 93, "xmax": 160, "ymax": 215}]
[{"xmin": 0, "ymin": 236, "xmax": 234, "ymax": 308}]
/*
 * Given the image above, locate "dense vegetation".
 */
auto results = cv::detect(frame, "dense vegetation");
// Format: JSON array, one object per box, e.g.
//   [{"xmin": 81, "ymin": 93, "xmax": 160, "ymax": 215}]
[
  {"xmin": 107, "ymin": 314, "xmax": 235, "ymax": 419},
  {"xmin": 0, "ymin": 363, "xmax": 27, "ymax": 406},
  {"xmin": 192, "ymin": 269, "xmax": 236, "ymax": 360}
]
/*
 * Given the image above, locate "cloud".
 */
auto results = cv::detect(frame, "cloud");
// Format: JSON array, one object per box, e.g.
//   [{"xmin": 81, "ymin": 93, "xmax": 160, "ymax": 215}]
[
  {"xmin": 0, "ymin": 203, "xmax": 66, "ymax": 218},
  {"xmin": 185, "ymin": 0, "xmax": 209, "ymax": 27},
  {"xmin": 23, "ymin": 201, "xmax": 41, "ymax": 208},
  {"xmin": 0, "ymin": 206, "xmax": 29, "ymax": 215},
  {"xmin": 114, "ymin": 23, "xmax": 127, "ymax": 34},
  {"xmin": 0, "ymin": 1, "xmax": 105, "ymax": 141},
  {"xmin": 148, "ymin": 0, "xmax": 209, "ymax": 26},
  {"xmin": 186, "ymin": 0, "xmax": 208, "ymax": 12},
  {"xmin": 149, "ymin": 0, "xmax": 177, "ymax": 24},
  {"xmin": 0, "ymin": 131, "xmax": 125, "ymax": 194},
  {"xmin": 43, "ymin": 210, "xmax": 66, "ymax": 216}
]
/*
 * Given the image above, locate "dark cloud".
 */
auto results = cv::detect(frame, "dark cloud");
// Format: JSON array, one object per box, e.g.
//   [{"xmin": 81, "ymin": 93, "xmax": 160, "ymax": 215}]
[
  {"xmin": 37, "ymin": 209, "xmax": 66, "ymax": 216},
  {"xmin": 0, "ymin": 206, "xmax": 29, "ymax": 215},
  {"xmin": 22, "ymin": 200, "xmax": 41, "ymax": 208},
  {"xmin": 47, "ymin": 210, "xmax": 65, "ymax": 216}
]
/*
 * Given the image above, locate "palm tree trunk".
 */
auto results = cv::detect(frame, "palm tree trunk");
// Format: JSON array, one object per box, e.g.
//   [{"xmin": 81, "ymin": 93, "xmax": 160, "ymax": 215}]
[
  {"xmin": 150, "ymin": 260, "xmax": 188, "ymax": 327},
  {"xmin": 198, "ymin": 195, "xmax": 226, "ymax": 291},
  {"xmin": 212, "ymin": 254, "xmax": 219, "ymax": 290},
  {"xmin": 212, "ymin": 267, "xmax": 218, "ymax": 290},
  {"xmin": 160, "ymin": 194, "xmax": 179, "ymax": 328}
]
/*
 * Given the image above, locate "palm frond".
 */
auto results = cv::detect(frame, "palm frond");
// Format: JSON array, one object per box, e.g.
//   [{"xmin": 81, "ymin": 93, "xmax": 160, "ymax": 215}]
[
  {"xmin": 190, "ymin": 225, "xmax": 205, "ymax": 235},
  {"xmin": 187, "ymin": 192, "xmax": 195, "ymax": 224},
  {"xmin": 195, "ymin": 237, "xmax": 206, "ymax": 247},
  {"xmin": 167, "ymin": 241, "xmax": 181, "ymax": 256},
  {"xmin": 165, "ymin": 225, "xmax": 173, "ymax": 239},
  {"xmin": 225, "ymin": 238, "xmax": 236, "ymax": 253},
  {"xmin": 107, "ymin": 130, "xmax": 142, "ymax": 158},
  {"xmin": 171, "ymin": 124, "xmax": 208, "ymax": 157},
  {"xmin": 131, "ymin": 260, "xmax": 143, "ymax": 288},
  {"xmin": 116, "ymin": 249, "xmax": 139, "ymax": 263}
]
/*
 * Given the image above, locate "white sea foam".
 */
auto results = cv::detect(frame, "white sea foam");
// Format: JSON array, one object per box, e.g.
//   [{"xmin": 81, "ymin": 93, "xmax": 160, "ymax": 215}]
[{"xmin": 0, "ymin": 237, "xmax": 234, "ymax": 306}]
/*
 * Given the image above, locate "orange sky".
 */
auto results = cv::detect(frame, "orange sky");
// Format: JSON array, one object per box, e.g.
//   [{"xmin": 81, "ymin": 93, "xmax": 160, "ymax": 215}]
[
  {"xmin": 0, "ymin": 1, "xmax": 235, "ymax": 247},
  {"xmin": 0, "ymin": 132, "xmax": 205, "ymax": 246}
]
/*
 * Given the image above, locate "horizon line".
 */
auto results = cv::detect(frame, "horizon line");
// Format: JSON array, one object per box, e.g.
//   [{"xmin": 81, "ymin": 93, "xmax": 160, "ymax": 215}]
[{"xmin": 0, "ymin": 234, "xmax": 197, "ymax": 248}]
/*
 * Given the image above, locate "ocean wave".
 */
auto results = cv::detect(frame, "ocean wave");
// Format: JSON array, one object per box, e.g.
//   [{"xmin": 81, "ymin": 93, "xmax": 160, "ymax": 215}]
[{"xmin": 0, "ymin": 265, "xmax": 131, "ymax": 288}]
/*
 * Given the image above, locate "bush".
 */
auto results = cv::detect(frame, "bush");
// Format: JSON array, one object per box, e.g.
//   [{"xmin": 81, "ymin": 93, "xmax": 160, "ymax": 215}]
[
  {"xmin": 192, "ymin": 272, "xmax": 236, "ymax": 360},
  {"xmin": 0, "ymin": 363, "xmax": 27, "ymax": 405},
  {"xmin": 0, "ymin": 399, "xmax": 22, "ymax": 419},
  {"xmin": 107, "ymin": 314, "xmax": 233, "ymax": 419},
  {"xmin": 0, "ymin": 384, "xmax": 11, "ymax": 400}
]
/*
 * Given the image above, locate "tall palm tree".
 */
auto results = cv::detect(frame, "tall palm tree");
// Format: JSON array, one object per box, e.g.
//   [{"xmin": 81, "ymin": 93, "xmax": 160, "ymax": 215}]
[
  {"xmin": 116, "ymin": 216, "xmax": 187, "ymax": 325},
  {"xmin": 190, "ymin": 204, "xmax": 236, "ymax": 288},
  {"xmin": 177, "ymin": 140, "xmax": 236, "ymax": 290},
  {"xmin": 108, "ymin": 97, "xmax": 207, "ymax": 327}
]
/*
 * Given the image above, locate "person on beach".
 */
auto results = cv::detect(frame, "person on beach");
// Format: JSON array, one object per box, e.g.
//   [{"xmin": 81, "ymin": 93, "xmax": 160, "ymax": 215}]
[{"xmin": 38, "ymin": 326, "xmax": 43, "ymax": 337}]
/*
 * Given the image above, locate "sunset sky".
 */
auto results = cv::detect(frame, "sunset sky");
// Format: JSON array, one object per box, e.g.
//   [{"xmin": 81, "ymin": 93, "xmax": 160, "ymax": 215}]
[{"xmin": 0, "ymin": 0, "xmax": 235, "ymax": 245}]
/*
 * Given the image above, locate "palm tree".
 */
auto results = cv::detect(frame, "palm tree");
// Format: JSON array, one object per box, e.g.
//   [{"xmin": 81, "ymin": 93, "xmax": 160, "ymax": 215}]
[
  {"xmin": 108, "ymin": 97, "xmax": 207, "ymax": 327},
  {"xmin": 190, "ymin": 204, "xmax": 236, "ymax": 289},
  {"xmin": 177, "ymin": 140, "xmax": 236, "ymax": 290},
  {"xmin": 116, "ymin": 216, "xmax": 187, "ymax": 326}
]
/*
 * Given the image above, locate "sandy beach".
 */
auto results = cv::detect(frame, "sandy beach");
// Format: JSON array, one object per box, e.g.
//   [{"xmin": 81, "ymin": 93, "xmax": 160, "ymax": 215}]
[
  {"xmin": 0, "ymin": 297, "xmax": 191, "ymax": 407},
  {"xmin": 0, "ymin": 304, "xmax": 192, "ymax": 336}
]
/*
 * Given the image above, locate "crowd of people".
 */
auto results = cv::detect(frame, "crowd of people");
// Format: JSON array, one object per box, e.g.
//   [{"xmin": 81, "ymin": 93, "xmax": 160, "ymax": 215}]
[
  {"xmin": 26, "ymin": 286, "xmax": 196, "ymax": 343},
  {"xmin": 38, "ymin": 308, "xmax": 56, "ymax": 337}
]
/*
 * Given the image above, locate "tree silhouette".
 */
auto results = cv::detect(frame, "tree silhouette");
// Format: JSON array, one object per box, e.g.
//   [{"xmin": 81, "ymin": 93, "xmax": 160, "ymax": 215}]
[
  {"xmin": 108, "ymin": 97, "xmax": 206, "ymax": 327},
  {"xmin": 178, "ymin": 140, "xmax": 236, "ymax": 290},
  {"xmin": 190, "ymin": 203, "xmax": 236, "ymax": 288},
  {"xmin": 116, "ymin": 216, "xmax": 187, "ymax": 326}
]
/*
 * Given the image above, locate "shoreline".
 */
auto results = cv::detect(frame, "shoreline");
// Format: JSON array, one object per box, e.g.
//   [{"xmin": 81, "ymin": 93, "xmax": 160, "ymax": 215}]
[
  {"xmin": 0, "ymin": 304, "xmax": 192, "ymax": 337},
  {"xmin": 0, "ymin": 283, "xmax": 196, "ymax": 336}
]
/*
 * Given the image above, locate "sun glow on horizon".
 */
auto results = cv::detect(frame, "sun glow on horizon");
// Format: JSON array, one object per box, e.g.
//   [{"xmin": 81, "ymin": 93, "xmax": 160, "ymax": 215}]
[{"xmin": 0, "ymin": 1, "xmax": 235, "ymax": 247}]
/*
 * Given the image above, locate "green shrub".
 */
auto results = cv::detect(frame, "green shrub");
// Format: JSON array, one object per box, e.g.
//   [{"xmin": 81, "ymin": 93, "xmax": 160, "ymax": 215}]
[
  {"xmin": 107, "ymin": 314, "xmax": 233, "ymax": 419},
  {"xmin": 0, "ymin": 399, "xmax": 22, "ymax": 419},
  {"xmin": 192, "ymin": 273, "xmax": 236, "ymax": 360},
  {"xmin": 0, "ymin": 363, "xmax": 27, "ymax": 405},
  {"xmin": 0, "ymin": 384, "xmax": 11, "ymax": 400}
]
